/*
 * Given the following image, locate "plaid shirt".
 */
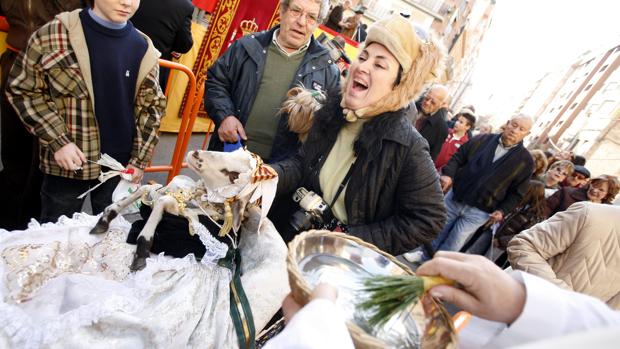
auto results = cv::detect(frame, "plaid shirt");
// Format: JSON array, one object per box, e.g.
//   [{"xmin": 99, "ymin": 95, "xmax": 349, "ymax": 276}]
[{"xmin": 7, "ymin": 10, "xmax": 166, "ymax": 180}]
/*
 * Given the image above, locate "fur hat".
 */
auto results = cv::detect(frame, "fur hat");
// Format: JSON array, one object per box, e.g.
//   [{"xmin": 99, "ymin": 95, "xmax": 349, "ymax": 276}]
[{"xmin": 342, "ymin": 15, "xmax": 445, "ymax": 120}]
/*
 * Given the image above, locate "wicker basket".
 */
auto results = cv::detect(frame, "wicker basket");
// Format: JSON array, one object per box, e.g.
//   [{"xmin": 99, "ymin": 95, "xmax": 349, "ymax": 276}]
[{"xmin": 287, "ymin": 230, "xmax": 454, "ymax": 349}]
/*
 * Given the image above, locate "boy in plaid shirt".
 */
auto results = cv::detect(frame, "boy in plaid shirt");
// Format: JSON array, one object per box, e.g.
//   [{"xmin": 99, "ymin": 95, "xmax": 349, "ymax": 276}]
[{"xmin": 7, "ymin": 0, "xmax": 166, "ymax": 223}]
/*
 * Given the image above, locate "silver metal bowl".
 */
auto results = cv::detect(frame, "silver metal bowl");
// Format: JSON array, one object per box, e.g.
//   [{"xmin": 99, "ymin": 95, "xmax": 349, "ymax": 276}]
[{"xmin": 292, "ymin": 232, "xmax": 457, "ymax": 349}]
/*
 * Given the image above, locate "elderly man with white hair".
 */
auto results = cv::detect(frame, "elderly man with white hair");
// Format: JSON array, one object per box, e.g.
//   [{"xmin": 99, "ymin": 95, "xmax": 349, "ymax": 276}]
[
  {"xmin": 415, "ymin": 84, "xmax": 450, "ymax": 160},
  {"xmin": 407, "ymin": 114, "xmax": 535, "ymax": 262}
]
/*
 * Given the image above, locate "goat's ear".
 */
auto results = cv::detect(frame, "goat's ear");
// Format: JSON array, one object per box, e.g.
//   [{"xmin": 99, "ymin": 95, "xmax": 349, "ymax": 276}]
[
  {"xmin": 228, "ymin": 171, "xmax": 240, "ymax": 183},
  {"xmin": 232, "ymin": 192, "xmax": 250, "ymax": 232}
]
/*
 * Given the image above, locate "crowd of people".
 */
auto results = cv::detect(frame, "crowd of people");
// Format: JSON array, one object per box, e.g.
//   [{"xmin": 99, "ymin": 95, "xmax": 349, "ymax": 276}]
[{"xmin": 0, "ymin": 0, "xmax": 619, "ymax": 348}]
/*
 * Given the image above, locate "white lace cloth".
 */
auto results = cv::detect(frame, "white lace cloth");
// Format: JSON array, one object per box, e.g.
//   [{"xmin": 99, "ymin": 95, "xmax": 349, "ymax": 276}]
[{"xmin": 0, "ymin": 212, "xmax": 289, "ymax": 349}]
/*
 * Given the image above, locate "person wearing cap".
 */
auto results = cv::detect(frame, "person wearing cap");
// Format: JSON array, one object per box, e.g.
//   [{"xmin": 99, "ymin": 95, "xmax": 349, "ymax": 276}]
[
  {"xmin": 434, "ymin": 109, "xmax": 476, "ymax": 172},
  {"xmin": 414, "ymin": 84, "xmax": 450, "ymax": 160},
  {"xmin": 545, "ymin": 174, "xmax": 619, "ymax": 217},
  {"xmin": 563, "ymin": 165, "xmax": 591, "ymax": 188},
  {"xmin": 341, "ymin": 5, "xmax": 364, "ymax": 40},
  {"xmin": 271, "ymin": 15, "xmax": 447, "ymax": 256}
]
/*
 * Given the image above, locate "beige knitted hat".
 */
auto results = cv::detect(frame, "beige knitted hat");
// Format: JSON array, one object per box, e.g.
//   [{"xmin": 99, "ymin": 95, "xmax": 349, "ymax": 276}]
[
  {"xmin": 364, "ymin": 15, "xmax": 421, "ymax": 74},
  {"xmin": 342, "ymin": 15, "xmax": 445, "ymax": 120}
]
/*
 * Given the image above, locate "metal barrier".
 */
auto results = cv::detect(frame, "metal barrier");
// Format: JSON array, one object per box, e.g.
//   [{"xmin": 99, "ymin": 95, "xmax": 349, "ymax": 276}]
[
  {"xmin": 144, "ymin": 59, "xmax": 200, "ymax": 183},
  {"xmin": 173, "ymin": 83, "xmax": 206, "ymax": 175}
]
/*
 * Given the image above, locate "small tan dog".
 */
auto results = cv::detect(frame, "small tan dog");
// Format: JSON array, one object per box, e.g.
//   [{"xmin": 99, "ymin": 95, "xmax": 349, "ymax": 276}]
[{"xmin": 280, "ymin": 86, "xmax": 326, "ymax": 142}]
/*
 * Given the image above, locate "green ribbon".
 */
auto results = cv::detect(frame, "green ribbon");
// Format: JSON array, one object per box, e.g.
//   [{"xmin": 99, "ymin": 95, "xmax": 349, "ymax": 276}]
[{"xmin": 220, "ymin": 248, "xmax": 256, "ymax": 349}]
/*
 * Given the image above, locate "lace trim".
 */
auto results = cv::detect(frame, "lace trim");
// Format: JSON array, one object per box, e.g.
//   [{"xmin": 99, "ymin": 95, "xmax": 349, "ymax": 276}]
[
  {"xmin": 0, "ymin": 294, "xmax": 142, "ymax": 349},
  {"xmin": 0, "ymin": 253, "xmax": 232, "ymax": 348},
  {"xmin": 0, "ymin": 214, "xmax": 231, "ymax": 347},
  {"xmin": 192, "ymin": 221, "xmax": 228, "ymax": 264},
  {"xmin": 23, "ymin": 212, "xmax": 131, "ymax": 231}
]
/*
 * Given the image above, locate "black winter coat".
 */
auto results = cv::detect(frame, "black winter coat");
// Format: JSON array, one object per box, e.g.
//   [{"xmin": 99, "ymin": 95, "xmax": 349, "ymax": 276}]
[
  {"xmin": 131, "ymin": 0, "xmax": 194, "ymax": 60},
  {"xmin": 414, "ymin": 102, "xmax": 449, "ymax": 160},
  {"xmin": 204, "ymin": 27, "xmax": 341, "ymax": 161},
  {"xmin": 272, "ymin": 95, "xmax": 446, "ymax": 255}
]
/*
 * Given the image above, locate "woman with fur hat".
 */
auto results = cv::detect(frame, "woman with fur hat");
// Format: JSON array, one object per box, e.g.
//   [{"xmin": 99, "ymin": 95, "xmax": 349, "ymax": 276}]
[{"xmin": 270, "ymin": 15, "xmax": 447, "ymax": 255}]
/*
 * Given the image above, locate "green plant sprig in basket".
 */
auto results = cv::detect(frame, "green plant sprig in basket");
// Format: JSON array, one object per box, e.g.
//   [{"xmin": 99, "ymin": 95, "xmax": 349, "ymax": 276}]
[{"xmin": 359, "ymin": 275, "xmax": 454, "ymax": 327}]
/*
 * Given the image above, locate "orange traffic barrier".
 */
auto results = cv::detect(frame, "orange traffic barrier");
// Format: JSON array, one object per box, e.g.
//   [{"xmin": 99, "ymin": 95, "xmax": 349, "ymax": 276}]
[
  {"xmin": 144, "ymin": 59, "xmax": 198, "ymax": 183},
  {"xmin": 173, "ymin": 83, "xmax": 206, "ymax": 173}
]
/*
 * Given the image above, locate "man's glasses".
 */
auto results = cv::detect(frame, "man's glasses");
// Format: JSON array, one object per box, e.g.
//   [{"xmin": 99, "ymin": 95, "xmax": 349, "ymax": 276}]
[{"xmin": 287, "ymin": 6, "xmax": 319, "ymax": 25}]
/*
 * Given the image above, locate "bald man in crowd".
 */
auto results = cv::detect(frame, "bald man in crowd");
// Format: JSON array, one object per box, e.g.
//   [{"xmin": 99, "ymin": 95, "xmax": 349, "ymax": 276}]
[
  {"xmin": 407, "ymin": 115, "xmax": 535, "ymax": 262},
  {"xmin": 415, "ymin": 85, "xmax": 450, "ymax": 160}
]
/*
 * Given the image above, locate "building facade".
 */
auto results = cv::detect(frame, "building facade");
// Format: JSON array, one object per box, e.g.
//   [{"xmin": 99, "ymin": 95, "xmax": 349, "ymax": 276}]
[
  {"xmin": 526, "ymin": 44, "xmax": 620, "ymax": 178},
  {"xmin": 362, "ymin": 0, "xmax": 495, "ymax": 95}
]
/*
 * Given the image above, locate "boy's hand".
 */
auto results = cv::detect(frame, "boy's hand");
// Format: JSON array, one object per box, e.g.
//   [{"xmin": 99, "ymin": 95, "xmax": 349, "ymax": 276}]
[
  {"xmin": 127, "ymin": 164, "xmax": 143, "ymax": 184},
  {"xmin": 54, "ymin": 143, "xmax": 87, "ymax": 171}
]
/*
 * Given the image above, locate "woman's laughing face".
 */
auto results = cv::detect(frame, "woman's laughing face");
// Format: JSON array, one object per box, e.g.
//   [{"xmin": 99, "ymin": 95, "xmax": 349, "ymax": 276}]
[{"xmin": 344, "ymin": 43, "xmax": 400, "ymax": 111}]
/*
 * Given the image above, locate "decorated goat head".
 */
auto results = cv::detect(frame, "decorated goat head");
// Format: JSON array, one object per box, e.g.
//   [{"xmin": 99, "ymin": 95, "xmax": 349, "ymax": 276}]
[
  {"xmin": 186, "ymin": 148, "xmax": 278, "ymax": 233},
  {"xmin": 186, "ymin": 149, "xmax": 253, "ymax": 192}
]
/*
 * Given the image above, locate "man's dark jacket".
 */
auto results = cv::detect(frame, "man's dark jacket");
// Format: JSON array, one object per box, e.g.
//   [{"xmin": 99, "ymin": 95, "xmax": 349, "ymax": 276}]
[
  {"xmin": 442, "ymin": 133, "xmax": 534, "ymax": 214},
  {"xmin": 272, "ymin": 95, "xmax": 446, "ymax": 256},
  {"xmin": 130, "ymin": 0, "xmax": 194, "ymax": 60},
  {"xmin": 204, "ymin": 26, "xmax": 341, "ymax": 161},
  {"xmin": 415, "ymin": 101, "xmax": 449, "ymax": 160}
]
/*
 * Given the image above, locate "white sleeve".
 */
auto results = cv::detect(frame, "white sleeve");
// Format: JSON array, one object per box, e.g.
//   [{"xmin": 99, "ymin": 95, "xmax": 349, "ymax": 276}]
[
  {"xmin": 263, "ymin": 299, "xmax": 355, "ymax": 349},
  {"xmin": 471, "ymin": 271, "xmax": 620, "ymax": 348}
]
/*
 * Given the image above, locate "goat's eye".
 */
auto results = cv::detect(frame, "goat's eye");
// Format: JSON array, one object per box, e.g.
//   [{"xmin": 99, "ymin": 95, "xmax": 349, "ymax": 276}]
[{"xmin": 220, "ymin": 169, "xmax": 229, "ymax": 175}]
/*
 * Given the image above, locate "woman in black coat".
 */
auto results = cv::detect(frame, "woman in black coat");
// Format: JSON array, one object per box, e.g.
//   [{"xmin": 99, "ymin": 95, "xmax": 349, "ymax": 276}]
[{"xmin": 270, "ymin": 16, "xmax": 446, "ymax": 255}]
